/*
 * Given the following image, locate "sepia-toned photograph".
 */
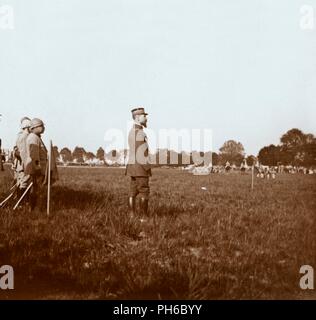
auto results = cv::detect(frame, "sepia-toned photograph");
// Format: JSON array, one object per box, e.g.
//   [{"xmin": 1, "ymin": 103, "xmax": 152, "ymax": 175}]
[{"xmin": 0, "ymin": 0, "xmax": 315, "ymax": 303}]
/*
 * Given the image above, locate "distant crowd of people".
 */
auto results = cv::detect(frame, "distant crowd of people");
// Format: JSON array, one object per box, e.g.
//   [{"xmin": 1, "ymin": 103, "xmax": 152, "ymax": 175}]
[{"xmin": 210, "ymin": 161, "xmax": 316, "ymax": 179}]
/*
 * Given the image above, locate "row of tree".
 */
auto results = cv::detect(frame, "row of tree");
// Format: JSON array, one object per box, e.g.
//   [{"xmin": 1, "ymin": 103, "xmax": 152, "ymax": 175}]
[
  {"xmin": 52, "ymin": 128, "xmax": 316, "ymax": 167},
  {"xmin": 55, "ymin": 147, "xmax": 107, "ymax": 163},
  {"xmin": 257, "ymin": 129, "xmax": 316, "ymax": 166}
]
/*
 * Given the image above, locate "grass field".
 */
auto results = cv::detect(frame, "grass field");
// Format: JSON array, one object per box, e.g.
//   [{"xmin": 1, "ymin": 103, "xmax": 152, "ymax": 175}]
[{"xmin": 0, "ymin": 166, "xmax": 315, "ymax": 300}]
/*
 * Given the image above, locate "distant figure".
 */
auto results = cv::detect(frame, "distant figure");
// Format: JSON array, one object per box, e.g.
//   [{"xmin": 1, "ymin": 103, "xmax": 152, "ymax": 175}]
[
  {"xmin": 14, "ymin": 117, "xmax": 31, "ymax": 198},
  {"xmin": 240, "ymin": 159, "xmax": 247, "ymax": 173},
  {"xmin": 125, "ymin": 107, "xmax": 151, "ymax": 217},
  {"xmin": 225, "ymin": 161, "xmax": 231, "ymax": 172},
  {"xmin": 0, "ymin": 150, "xmax": 5, "ymax": 171},
  {"xmin": 25, "ymin": 118, "xmax": 48, "ymax": 211}
]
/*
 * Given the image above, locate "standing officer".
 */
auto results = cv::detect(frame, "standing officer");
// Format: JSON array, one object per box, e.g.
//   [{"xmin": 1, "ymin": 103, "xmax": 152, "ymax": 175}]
[
  {"xmin": 125, "ymin": 107, "xmax": 151, "ymax": 216},
  {"xmin": 25, "ymin": 118, "xmax": 48, "ymax": 211}
]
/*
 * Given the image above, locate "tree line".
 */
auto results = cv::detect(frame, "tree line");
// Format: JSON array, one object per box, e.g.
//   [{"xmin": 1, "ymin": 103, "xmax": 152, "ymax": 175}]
[
  {"xmin": 51, "ymin": 128, "xmax": 316, "ymax": 167},
  {"xmin": 257, "ymin": 129, "xmax": 316, "ymax": 167}
]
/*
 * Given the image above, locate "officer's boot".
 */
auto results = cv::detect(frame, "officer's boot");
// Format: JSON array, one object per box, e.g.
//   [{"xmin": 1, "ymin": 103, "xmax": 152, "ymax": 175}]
[
  {"xmin": 128, "ymin": 197, "xmax": 136, "ymax": 218},
  {"xmin": 14, "ymin": 187, "xmax": 21, "ymax": 201},
  {"xmin": 29, "ymin": 192, "xmax": 37, "ymax": 212},
  {"xmin": 140, "ymin": 198, "xmax": 149, "ymax": 216}
]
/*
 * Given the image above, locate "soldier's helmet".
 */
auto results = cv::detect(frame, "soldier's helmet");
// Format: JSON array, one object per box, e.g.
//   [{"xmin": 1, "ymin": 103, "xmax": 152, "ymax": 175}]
[
  {"xmin": 20, "ymin": 116, "xmax": 31, "ymax": 123},
  {"xmin": 20, "ymin": 118, "xmax": 31, "ymax": 129},
  {"xmin": 30, "ymin": 118, "xmax": 45, "ymax": 129}
]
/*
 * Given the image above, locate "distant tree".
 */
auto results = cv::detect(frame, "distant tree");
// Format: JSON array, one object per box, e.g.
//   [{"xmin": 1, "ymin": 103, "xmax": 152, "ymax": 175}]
[
  {"xmin": 301, "ymin": 138, "xmax": 316, "ymax": 166},
  {"xmin": 155, "ymin": 149, "xmax": 168, "ymax": 166},
  {"xmin": 96, "ymin": 147, "xmax": 105, "ymax": 161},
  {"xmin": 85, "ymin": 152, "xmax": 95, "ymax": 161},
  {"xmin": 60, "ymin": 147, "xmax": 73, "ymax": 163},
  {"xmin": 169, "ymin": 150, "xmax": 179, "ymax": 165},
  {"xmin": 73, "ymin": 147, "xmax": 86, "ymax": 163},
  {"xmin": 280, "ymin": 128, "xmax": 307, "ymax": 148},
  {"xmin": 177, "ymin": 152, "xmax": 191, "ymax": 166},
  {"xmin": 258, "ymin": 145, "xmax": 281, "ymax": 166},
  {"xmin": 219, "ymin": 140, "xmax": 245, "ymax": 165},
  {"xmin": 279, "ymin": 129, "xmax": 316, "ymax": 166},
  {"xmin": 305, "ymin": 133, "xmax": 316, "ymax": 144}
]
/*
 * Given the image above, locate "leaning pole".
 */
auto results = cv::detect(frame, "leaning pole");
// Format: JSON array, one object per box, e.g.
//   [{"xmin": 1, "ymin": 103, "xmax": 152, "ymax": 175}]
[{"xmin": 47, "ymin": 140, "xmax": 52, "ymax": 217}]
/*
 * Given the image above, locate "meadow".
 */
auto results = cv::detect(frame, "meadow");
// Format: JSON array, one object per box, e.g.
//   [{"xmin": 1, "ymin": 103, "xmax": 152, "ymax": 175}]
[{"xmin": 0, "ymin": 166, "xmax": 315, "ymax": 300}]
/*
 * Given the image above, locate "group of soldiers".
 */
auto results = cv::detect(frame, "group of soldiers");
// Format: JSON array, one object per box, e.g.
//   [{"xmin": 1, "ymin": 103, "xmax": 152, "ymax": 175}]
[
  {"xmin": 11, "ymin": 117, "xmax": 48, "ymax": 210},
  {"xmin": 2, "ymin": 107, "xmax": 152, "ymax": 216}
]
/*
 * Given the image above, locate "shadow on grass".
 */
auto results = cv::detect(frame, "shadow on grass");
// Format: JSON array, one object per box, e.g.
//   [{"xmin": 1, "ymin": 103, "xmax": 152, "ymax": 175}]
[
  {"xmin": 51, "ymin": 186, "xmax": 114, "ymax": 210},
  {"xmin": 150, "ymin": 203, "xmax": 193, "ymax": 217}
]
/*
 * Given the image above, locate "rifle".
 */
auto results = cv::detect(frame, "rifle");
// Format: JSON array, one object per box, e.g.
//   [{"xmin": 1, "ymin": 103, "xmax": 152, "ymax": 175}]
[{"xmin": 0, "ymin": 183, "xmax": 18, "ymax": 208}]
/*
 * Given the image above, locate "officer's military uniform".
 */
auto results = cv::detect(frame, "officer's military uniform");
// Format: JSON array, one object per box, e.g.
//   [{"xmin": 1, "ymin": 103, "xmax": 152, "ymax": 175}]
[
  {"xmin": 11, "ymin": 118, "xmax": 32, "ymax": 200},
  {"xmin": 15, "ymin": 129, "xmax": 31, "ymax": 190},
  {"xmin": 25, "ymin": 119, "xmax": 48, "ymax": 210},
  {"xmin": 125, "ymin": 108, "xmax": 151, "ymax": 215}
]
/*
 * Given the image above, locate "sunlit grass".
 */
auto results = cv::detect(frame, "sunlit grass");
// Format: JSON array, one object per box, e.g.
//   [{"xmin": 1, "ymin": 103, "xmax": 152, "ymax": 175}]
[{"xmin": 0, "ymin": 167, "xmax": 315, "ymax": 299}]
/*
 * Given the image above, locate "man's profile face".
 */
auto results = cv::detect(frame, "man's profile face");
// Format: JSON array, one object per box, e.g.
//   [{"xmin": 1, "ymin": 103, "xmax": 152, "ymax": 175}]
[
  {"xmin": 138, "ymin": 114, "xmax": 147, "ymax": 127},
  {"xmin": 33, "ymin": 125, "xmax": 45, "ymax": 135}
]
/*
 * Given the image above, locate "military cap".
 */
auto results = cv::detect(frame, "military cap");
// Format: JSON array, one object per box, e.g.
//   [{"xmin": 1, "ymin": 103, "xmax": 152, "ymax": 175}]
[
  {"xmin": 131, "ymin": 107, "xmax": 148, "ymax": 117},
  {"xmin": 30, "ymin": 118, "xmax": 45, "ymax": 129}
]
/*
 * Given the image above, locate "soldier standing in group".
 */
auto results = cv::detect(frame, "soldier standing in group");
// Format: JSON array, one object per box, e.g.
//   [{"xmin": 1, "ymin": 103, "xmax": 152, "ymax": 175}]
[
  {"xmin": 14, "ymin": 117, "xmax": 32, "ymax": 197},
  {"xmin": 125, "ymin": 107, "xmax": 152, "ymax": 216},
  {"xmin": 25, "ymin": 118, "xmax": 48, "ymax": 211}
]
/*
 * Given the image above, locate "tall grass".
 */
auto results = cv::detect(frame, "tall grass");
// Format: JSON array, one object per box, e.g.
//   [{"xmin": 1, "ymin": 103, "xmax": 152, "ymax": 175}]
[{"xmin": 0, "ymin": 167, "xmax": 315, "ymax": 299}]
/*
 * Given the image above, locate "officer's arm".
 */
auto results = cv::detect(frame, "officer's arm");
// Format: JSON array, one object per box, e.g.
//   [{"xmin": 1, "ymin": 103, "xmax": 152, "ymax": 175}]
[
  {"xmin": 28, "ymin": 143, "xmax": 41, "ymax": 174},
  {"xmin": 135, "ymin": 133, "xmax": 151, "ymax": 170}
]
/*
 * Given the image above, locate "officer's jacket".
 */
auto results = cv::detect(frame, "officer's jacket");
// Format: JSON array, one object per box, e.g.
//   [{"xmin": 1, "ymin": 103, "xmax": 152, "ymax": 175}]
[
  {"xmin": 15, "ymin": 131, "xmax": 29, "ymax": 172},
  {"xmin": 125, "ymin": 124, "xmax": 152, "ymax": 177},
  {"xmin": 24, "ymin": 133, "xmax": 48, "ymax": 176}
]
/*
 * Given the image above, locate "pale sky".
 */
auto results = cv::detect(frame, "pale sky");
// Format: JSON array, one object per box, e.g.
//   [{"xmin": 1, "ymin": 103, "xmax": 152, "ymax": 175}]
[{"xmin": 0, "ymin": 0, "xmax": 315, "ymax": 155}]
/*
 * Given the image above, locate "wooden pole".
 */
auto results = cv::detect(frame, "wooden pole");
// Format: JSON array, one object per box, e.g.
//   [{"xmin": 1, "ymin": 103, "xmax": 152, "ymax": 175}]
[
  {"xmin": 0, "ymin": 191, "xmax": 15, "ymax": 208},
  {"xmin": 251, "ymin": 165, "xmax": 254, "ymax": 190},
  {"xmin": 47, "ymin": 140, "xmax": 52, "ymax": 217},
  {"xmin": 13, "ymin": 182, "xmax": 33, "ymax": 210}
]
